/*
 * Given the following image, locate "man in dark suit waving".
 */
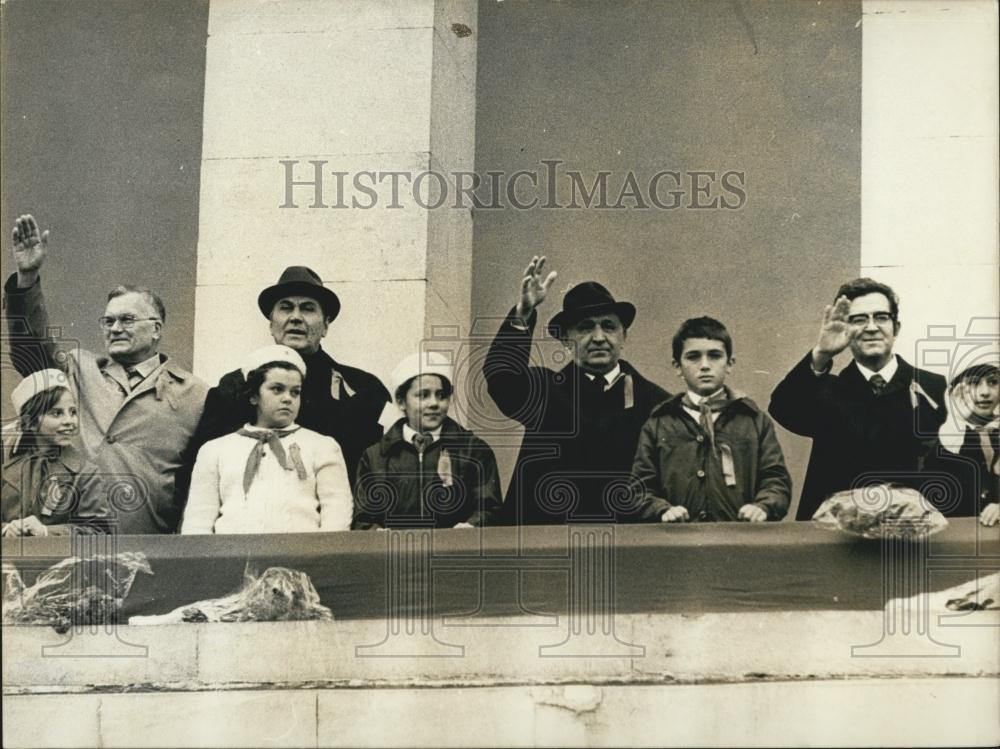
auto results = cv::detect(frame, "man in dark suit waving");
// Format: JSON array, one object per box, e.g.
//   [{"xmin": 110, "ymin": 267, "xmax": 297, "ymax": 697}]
[
  {"xmin": 769, "ymin": 278, "xmax": 947, "ymax": 520},
  {"xmin": 485, "ymin": 256, "xmax": 669, "ymax": 525}
]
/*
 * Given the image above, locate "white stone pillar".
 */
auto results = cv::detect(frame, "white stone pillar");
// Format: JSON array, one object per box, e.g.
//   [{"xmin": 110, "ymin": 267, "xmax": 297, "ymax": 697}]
[
  {"xmin": 861, "ymin": 0, "xmax": 999, "ymax": 375},
  {"xmin": 193, "ymin": 0, "xmax": 477, "ymax": 390}
]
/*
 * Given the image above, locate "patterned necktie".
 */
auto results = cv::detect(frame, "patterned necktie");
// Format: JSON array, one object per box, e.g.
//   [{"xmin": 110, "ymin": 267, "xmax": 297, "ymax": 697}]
[
  {"xmin": 237, "ymin": 428, "xmax": 306, "ymax": 494},
  {"xmin": 412, "ymin": 432, "xmax": 434, "ymax": 455},
  {"xmin": 870, "ymin": 373, "xmax": 887, "ymax": 398}
]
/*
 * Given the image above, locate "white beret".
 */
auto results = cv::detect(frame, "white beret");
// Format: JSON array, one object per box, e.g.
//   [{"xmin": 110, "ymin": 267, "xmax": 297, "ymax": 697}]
[
  {"xmin": 11, "ymin": 369, "xmax": 71, "ymax": 415},
  {"xmin": 390, "ymin": 351, "xmax": 454, "ymax": 397},
  {"xmin": 240, "ymin": 344, "xmax": 307, "ymax": 379}
]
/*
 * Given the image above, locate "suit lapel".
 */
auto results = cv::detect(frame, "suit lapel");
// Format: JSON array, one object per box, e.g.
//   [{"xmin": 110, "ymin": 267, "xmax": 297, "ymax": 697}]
[
  {"xmin": 102, "ymin": 360, "xmax": 131, "ymax": 392},
  {"xmin": 883, "ymin": 356, "xmax": 912, "ymax": 397},
  {"xmin": 75, "ymin": 356, "xmax": 119, "ymax": 450}
]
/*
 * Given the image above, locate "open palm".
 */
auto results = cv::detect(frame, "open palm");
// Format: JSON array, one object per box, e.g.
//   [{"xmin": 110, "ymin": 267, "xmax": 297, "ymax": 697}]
[
  {"xmin": 816, "ymin": 295, "xmax": 854, "ymax": 357},
  {"xmin": 517, "ymin": 255, "xmax": 558, "ymax": 318},
  {"xmin": 12, "ymin": 214, "xmax": 49, "ymax": 273}
]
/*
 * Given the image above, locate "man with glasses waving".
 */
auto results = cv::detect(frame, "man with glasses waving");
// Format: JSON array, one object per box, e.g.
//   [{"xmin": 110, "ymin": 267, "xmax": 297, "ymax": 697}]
[
  {"xmin": 4, "ymin": 214, "xmax": 208, "ymax": 534},
  {"xmin": 769, "ymin": 277, "xmax": 947, "ymax": 520}
]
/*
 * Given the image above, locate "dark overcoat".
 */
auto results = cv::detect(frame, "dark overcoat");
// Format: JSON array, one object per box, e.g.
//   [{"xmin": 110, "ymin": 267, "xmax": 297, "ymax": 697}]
[
  {"xmin": 353, "ymin": 417, "xmax": 503, "ymax": 529},
  {"xmin": 485, "ymin": 308, "xmax": 670, "ymax": 525},
  {"xmin": 769, "ymin": 352, "xmax": 947, "ymax": 520}
]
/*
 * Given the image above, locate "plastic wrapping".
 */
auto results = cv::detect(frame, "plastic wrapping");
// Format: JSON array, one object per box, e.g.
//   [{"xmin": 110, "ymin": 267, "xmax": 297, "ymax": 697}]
[
  {"xmin": 812, "ymin": 485, "xmax": 949, "ymax": 539},
  {"xmin": 2, "ymin": 553, "xmax": 152, "ymax": 633},
  {"xmin": 945, "ymin": 573, "xmax": 999, "ymax": 611},
  {"xmin": 129, "ymin": 566, "xmax": 332, "ymax": 625}
]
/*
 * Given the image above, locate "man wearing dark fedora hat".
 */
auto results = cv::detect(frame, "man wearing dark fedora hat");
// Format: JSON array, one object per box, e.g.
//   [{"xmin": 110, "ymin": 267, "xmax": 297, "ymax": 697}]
[
  {"xmin": 185, "ymin": 266, "xmax": 389, "ymax": 494},
  {"xmin": 485, "ymin": 256, "xmax": 669, "ymax": 524}
]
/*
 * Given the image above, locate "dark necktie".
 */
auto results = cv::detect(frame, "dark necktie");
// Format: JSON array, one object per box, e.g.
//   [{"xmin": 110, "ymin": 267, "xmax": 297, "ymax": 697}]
[
  {"xmin": 870, "ymin": 373, "xmax": 887, "ymax": 398},
  {"xmin": 412, "ymin": 432, "xmax": 434, "ymax": 455},
  {"xmin": 973, "ymin": 426, "xmax": 998, "ymax": 474},
  {"xmin": 125, "ymin": 367, "xmax": 144, "ymax": 392},
  {"xmin": 588, "ymin": 375, "xmax": 607, "ymax": 397}
]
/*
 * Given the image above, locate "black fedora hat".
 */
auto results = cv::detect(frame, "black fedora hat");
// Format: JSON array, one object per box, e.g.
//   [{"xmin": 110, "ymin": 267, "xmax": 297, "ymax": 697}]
[
  {"xmin": 257, "ymin": 266, "xmax": 341, "ymax": 322},
  {"xmin": 547, "ymin": 282, "xmax": 636, "ymax": 338}
]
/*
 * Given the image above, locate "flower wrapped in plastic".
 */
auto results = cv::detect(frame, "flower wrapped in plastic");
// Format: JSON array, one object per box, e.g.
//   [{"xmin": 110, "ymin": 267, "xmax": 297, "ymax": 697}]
[
  {"xmin": 2, "ymin": 553, "xmax": 152, "ymax": 633},
  {"xmin": 129, "ymin": 566, "xmax": 332, "ymax": 625},
  {"xmin": 944, "ymin": 573, "xmax": 999, "ymax": 611},
  {"xmin": 812, "ymin": 485, "xmax": 949, "ymax": 539}
]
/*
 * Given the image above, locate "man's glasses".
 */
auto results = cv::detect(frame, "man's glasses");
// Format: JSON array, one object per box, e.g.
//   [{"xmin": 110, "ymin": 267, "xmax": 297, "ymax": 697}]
[
  {"xmin": 98, "ymin": 315, "xmax": 160, "ymax": 330},
  {"xmin": 846, "ymin": 312, "xmax": 895, "ymax": 327}
]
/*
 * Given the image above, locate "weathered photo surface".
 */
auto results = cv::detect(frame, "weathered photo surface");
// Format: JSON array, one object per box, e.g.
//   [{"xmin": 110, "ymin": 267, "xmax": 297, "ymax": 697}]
[{"xmin": 2, "ymin": 0, "xmax": 998, "ymax": 747}]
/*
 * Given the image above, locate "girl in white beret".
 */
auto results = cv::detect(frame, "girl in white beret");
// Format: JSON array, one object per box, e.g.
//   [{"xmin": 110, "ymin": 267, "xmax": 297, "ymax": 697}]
[
  {"xmin": 181, "ymin": 345, "xmax": 353, "ymax": 534},
  {"xmin": 2, "ymin": 369, "xmax": 82, "ymax": 536}
]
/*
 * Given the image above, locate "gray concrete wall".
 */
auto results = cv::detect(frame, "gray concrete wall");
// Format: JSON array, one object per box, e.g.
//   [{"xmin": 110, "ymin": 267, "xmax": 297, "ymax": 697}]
[
  {"xmin": 470, "ymin": 0, "xmax": 864, "ymax": 516},
  {"xmin": 0, "ymin": 0, "xmax": 209, "ymax": 418},
  {"xmin": 5, "ymin": 679, "xmax": 999, "ymax": 748},
  {"xmin": 4, "ymin": 611, "xmax": 998, "ymax": 747}
]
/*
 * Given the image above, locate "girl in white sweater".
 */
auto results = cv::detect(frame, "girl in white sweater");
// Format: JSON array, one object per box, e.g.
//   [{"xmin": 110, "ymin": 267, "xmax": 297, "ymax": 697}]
[{"xmin": 181, "ymin": 345, "xmax": 353, "ymax": 534}]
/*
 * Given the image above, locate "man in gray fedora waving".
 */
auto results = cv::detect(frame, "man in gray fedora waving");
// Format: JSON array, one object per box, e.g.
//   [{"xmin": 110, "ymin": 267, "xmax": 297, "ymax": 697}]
[{"xmin": 186, "ymin": 266, "xmax": 389, "ymax": 493}]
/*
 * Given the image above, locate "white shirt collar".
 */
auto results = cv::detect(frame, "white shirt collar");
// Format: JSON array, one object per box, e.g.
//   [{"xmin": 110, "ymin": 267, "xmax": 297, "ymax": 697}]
[
  {"xmin": 242, "ymin": 422, "xmax": 300, "ymax": 433},
  {"xmin": 403, "ymin": 423, "xmax": 443, "ymax": 444},
  {"xmin": 939, "ymin": 413, "xmax": 1000, "ymax": 454},
  {"xmin": 584, "ymin": 364, "xmax": 622, "ymax": 387},
  {"xmin": 685, "ymin": 388, "xmax": 724, "ymax": 406},
  {"xmin": 104, "ymin": 353, "xmax": 161, "ymax": 381},
  {"xmin": 856, "ymin": 355, "xmax": 899, "ymax": 384}
]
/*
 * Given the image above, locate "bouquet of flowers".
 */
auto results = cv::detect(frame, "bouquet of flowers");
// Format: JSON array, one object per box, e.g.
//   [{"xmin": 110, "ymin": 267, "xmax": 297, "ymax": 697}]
[
  {"xmin": 812, "ymin": 485, "xmax": 948, "ymax": 539},
  {"xmin": 129, "ymin": 566, "xmax": 332, "ymax": 625},
  {"xmin": 2, "ymin": 553, "xmax": 152, "ymax": 633}
]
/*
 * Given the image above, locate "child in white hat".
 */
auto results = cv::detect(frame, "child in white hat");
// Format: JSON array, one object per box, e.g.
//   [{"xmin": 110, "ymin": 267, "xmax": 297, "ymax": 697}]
[
  {"xmin": 181, "ymin": 345, "xmax": 353, "ymax": 534},
  {"xmin": 2, "ymin": 369, "xmax": 82, "ymax": 536},
  {"xmin": 353, "ymin": 351, "xmax": 503, "ymax": 529},
  {"xmin": 925, "ymin": 359, "xmax": 999, "ymax": 525}
]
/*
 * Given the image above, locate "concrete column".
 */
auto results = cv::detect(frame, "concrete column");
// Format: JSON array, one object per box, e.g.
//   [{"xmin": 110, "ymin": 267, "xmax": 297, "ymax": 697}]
[
  {"xmin": 861, "ymin": 0, "xmax": 999, "ymax": 375},
  {"xmin": 192, "ymin": 0, "xmax": 477, "ymax": 389}
]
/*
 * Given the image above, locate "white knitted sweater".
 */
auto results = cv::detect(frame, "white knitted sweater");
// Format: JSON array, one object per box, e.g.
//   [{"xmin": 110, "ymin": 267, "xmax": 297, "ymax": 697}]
[{"xmin": 181, "ymin": 425, "xmax": 353, "ymax": 534}]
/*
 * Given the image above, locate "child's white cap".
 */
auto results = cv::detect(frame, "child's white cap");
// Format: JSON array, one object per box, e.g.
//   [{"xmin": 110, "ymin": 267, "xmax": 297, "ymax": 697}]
[
  {"xmin": 390, "ymin": 351, "xmax": 454, "ymax": 398},
  {"xmin": 241, "ymin": 345, "xmax": 307, "ymax": 379},
  {"xmin": 948, "ymin": 342, "xmax": 1000, "ymax": 388},
  {"xmin": 11, "ymin": 369, "xmax": 71, "ymax": 415}
]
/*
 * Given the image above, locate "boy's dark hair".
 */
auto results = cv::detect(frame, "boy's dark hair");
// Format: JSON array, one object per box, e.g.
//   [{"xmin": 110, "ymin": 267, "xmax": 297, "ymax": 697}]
[
  {"xmin": 107, "ymin": 285, "xmax": 167, "ymax": 324},
  {"xmin": 671, "ymin": 317, "xmax": 733, "ymax": 362},
  {"xmin": 834, "ymin": 277, "xmax": 900, "ymax": 320},
  {"xmin": 242, "ymin": 361, "xmax": 303, "ymax": 420},
  {"xmin": 394, "ymin": 374, "xmax": 454, "ymax": 405},
  {"xmin": 17, "ymin": 386, "xmax": 71, "ymax": 438},
  {"xmin": 949, "ymin": 363, "xmax": 1000, "ymax": 390}
]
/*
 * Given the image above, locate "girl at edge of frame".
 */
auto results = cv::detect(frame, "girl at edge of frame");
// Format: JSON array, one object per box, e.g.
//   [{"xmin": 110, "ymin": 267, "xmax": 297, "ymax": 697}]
[{"xmin": 2, "ymin": 369, "xmax": 83, "ymax": 536}]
